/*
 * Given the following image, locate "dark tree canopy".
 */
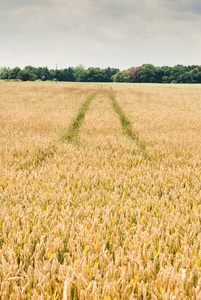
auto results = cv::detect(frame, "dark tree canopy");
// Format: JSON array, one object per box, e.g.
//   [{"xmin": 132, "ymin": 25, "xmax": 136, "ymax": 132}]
[{"xmin": 1, "ymin": 64, "xmax": 201, "ymax": 83}]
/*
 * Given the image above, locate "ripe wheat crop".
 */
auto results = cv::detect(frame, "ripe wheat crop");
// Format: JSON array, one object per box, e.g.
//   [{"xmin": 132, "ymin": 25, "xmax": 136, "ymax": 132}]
[{"xmin": 0, "ymin": 82, "xmax": 201, "ymax": 299}]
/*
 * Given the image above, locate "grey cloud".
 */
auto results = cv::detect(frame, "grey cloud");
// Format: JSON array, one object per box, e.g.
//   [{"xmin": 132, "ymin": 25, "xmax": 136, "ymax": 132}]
[
  {"xmin": 1, "ymin": 0, "xmax": 201, "ymax": 69},
  {"xmin": 163, "ymin": 0, "xmax": 201, "ymax": 18},
  {"xmin": 51, "ymin": 0, "xmax": 163, "ymax": 40},
  {"xmin": 90, "ymin": 0, "xmax": 134, "ymax": 19},
  {"xmin": 174, "ymin": 0, "xmax": 201, "ymax": 12},
  {"xmin": 188, "ymin": 1, "xmax": 201, "ymax": 14},
  {"xmin": 0, "ymin": 0, "xmax": 49, "ymax": 10}
]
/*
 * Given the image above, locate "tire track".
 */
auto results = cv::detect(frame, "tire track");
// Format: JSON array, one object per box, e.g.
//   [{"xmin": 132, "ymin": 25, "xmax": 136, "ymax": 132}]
[
  {"xmin": 79, "ymin": 86, "xmax": 122, "ymax": 148},
  {"xmin": 20, "ymin": 87, "xmax": 102, "ymax": 169},
  {"xmin": 110, "ymin": 87, "xmax": 146, "ymax": 151},
  {"xmin": 60, "ymin": 86, "xmax": 102, "ymax": 144}
]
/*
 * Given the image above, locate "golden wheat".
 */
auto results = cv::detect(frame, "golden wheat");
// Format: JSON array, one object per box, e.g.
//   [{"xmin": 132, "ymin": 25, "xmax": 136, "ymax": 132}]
[{"xmin": 0, "ymin": 82, "xmax": 201, "ymax": 299}]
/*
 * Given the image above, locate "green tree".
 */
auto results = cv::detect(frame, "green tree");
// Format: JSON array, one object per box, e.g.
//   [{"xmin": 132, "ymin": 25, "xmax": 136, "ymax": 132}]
[
  {"xmin": 62, "ymin": 67, "xmax": 75, "ymax": 81},
  {"xmin": 190, "ymin": 66, "xmax": 201, "ymax": 83},
  {"xmin": 8, "ymin": 67, "xmax": 21, "ymax": 79},
  {"xmin": 102, "ymin": 67, "xmax": 119, "ymax": 82},
  {"xmin": 140, "ymin": 64, "xmax": 157, "ymax": 83},
  {"xmin": 112, "ymin": 70, "xmax": 130, "ymax": 82},
  {"xmin": 178, "ymin": 72, "xmax": 192, "ymax": 83},
  {"xmin": 74, "ymin": 65, "xmax": 86, "ymax": 82},
  {"xmin": 0, "ymin": 67, "xmax": 10, "ymax": 79},
  {"xmin": 17, "ymin": 69, "xmax": 37, "ymax": 81},
  {"xmin": 162, "ymin": 76, "xmax": 169, "ymax": 83},
  {"xmin": 169, "ymin": 65, "xmax": 187, "ymax": 83},
  {"xmin": 49, "ymin": 69, "xmax": 56, "ymax": 81},
  {"xmin": 34, "ymin": 66, "xmax": 50, "ymax": 81}
]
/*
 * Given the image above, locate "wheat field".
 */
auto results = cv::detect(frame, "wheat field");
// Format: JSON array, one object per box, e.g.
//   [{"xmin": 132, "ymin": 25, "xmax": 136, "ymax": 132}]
[{"xmin": 0, "ymin": 81, "xmax": 201, "ymax": 299}]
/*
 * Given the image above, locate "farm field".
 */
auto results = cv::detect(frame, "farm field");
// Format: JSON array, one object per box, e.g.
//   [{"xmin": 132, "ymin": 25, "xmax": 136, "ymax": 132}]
[{"xmin": 0, "ymin": 81, "xmax": 201, "ymax": 299}]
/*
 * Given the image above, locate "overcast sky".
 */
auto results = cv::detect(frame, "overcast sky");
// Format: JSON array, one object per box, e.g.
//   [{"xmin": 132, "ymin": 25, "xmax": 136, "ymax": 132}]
[{"xmin": 1, "ymin": 0, "xmax": 201, "ymax": 70}]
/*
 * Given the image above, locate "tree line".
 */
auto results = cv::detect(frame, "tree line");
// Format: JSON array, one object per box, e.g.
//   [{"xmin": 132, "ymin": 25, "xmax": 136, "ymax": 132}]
[{"xmin": 1, "ymin": 64, "xmax": 201, "ymax": 83}]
